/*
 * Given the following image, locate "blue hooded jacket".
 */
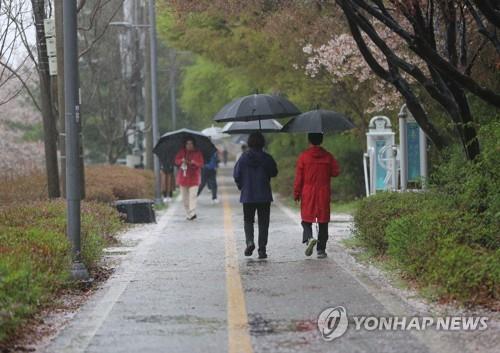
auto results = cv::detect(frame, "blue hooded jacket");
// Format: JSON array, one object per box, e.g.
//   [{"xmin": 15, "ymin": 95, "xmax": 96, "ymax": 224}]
[
  {"xmin": 204, "ymin": 151, "xmax": 219, "ymax": 170},
  {"xmin": 233, "ymin": 148, "xmax": 278, "ymax": 203}
]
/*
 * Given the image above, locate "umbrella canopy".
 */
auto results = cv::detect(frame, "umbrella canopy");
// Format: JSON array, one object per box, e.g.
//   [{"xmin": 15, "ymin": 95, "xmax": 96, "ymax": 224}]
[
  {"xmin": 201, "ymin": 125, "xmax": 228, "ymax": 140},
  {"xmin": 153, "ymin": 128, "xmax": 217, "ymax": 166},
  {"xmin": 222, "ymin": 119, "xmax": 283, "ymax": 134},
  {"xmin": 213, "ymin": 94, "xmax": 301, "ymax": 122},
  {"xmin": 281, "ymin": 109, "xmax": 355, "ymax": 133}
]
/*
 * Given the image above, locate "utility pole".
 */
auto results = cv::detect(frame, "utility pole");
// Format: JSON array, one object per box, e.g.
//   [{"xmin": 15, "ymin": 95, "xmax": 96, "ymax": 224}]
[
  {"xmin": 149, "ymin": 0, "xmax": 162, "ymax": 204},
  {"xmin": 144, "ymin": 4, "xmax": 153, "ymax": 170},
  {"xmin": 64, "ymin": 0, "xmax": 89, "ymax": 280}
]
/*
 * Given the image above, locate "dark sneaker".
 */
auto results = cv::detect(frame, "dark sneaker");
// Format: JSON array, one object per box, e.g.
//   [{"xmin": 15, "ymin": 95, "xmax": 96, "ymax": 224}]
[
  {"xmin": 317, "ymin": 251, "xmax": 327, "ymax": 259},
  {"xmin": 305, "ymin": 238, "xmax": 317, "ymax": 256},
  {"xmin": 258, "ymin": 250, "xmax": 267, "ymax": 259},
  {"xmin": 244, "ymin": 243, "xmax": 255, "ymax": 256}
]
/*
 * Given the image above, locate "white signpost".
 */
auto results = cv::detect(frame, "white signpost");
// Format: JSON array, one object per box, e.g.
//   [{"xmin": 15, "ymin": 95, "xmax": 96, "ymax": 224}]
[
  {"xmin": 398, "ymin": 104, "xmax": 428, "ymax": 190},
  {"xmin": 44, "ymin": 18, "xmax": 57, "ymax": 76},
  {"xmin": 364, "ymin": 108, "xmax": 429, "ymax": 197},
  {"xmin": 364, "ymin": 116, "xmax": 398, "ymax": 196}
]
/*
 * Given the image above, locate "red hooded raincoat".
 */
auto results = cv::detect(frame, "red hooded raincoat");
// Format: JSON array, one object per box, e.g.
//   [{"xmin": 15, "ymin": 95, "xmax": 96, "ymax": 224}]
[
  {"xmin": 293, "ymin": 146, "xmax": 340, "ymax": 223},
  {"xmin": 174, "ymin": 148, "xmax": 204, "ymax": 187}
]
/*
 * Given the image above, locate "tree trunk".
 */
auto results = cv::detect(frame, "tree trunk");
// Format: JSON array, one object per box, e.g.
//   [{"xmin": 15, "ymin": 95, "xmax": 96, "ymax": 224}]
[
  {"xmin": 32, "ymin": 0, "xmax": 60, "ymax": 198},
  {"xmin": 54, "ymin": 0, "xmax": 66, "ymax": 197},
  {"xmin": 448, "ymin": 83, "xmax": 481, "ymax": 160}
]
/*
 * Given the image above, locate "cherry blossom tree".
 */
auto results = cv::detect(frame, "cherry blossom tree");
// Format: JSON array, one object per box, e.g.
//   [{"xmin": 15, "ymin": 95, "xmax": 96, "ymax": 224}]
[
  {"xmin": 302, "ymin": 33, "xmax": 403, "ymax": 115},
  {"xmin": 333, "ymin": 0, "xmax": 500, "ymax": 160}
]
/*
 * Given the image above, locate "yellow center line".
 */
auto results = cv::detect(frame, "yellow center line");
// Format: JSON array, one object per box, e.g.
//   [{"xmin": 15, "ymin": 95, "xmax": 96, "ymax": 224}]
[{"xmin": 222, "ymin": 188, "xmax": 254, "ymax": 353}]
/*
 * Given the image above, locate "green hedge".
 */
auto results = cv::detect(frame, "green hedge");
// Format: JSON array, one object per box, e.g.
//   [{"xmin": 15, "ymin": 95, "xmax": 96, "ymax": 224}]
[
  {"xmin": 353, "ymin": 122, "xmax": 500, "ymax": 305},
  {"xmin": 355, "ymin": 191, "xmax": 499, "ymax": 304},
  {"xmin": 0, "ymin": 200, "xmax": 124, "ymax": 343}
]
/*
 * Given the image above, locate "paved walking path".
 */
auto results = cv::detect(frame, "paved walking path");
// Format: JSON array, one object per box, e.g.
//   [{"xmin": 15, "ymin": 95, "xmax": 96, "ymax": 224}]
[{"xmin": 43, "ymin": 166, "xmax": 468, "ymax": 353}]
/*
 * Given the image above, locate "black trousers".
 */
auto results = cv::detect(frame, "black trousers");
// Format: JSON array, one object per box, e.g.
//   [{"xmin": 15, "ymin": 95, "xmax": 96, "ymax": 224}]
[
  {"xmin": 243, "ymin": 202, "xmax": 270, "ymax": 251},
  {"xmin": 302, "ymin": 221, "xmax": 329, "ymax": 251},
  {"xmin": 197, "ymin": 169, "xmax": 217, "ymax": 199}
]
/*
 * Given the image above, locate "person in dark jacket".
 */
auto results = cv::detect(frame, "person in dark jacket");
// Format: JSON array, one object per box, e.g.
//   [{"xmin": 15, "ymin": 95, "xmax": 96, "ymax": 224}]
[
  {"xmin": 294, "ymin": 133, "xmax": 340, "ymax": 258},
  {"xmin": 197, "ymin": 150, "xmax": 219, "ymax": 203},
  {"xmin": 233, "ymin": 132, "xmax": 278, "ymax": 259}
]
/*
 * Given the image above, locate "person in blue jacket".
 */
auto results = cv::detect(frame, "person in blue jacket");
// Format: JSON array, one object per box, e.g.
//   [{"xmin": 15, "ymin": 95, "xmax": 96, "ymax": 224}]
[
  {"xmin": 233, "ymin": 132, "xmax": 278, "ymax": 259},
  {"xmin": 197, "ymin": 150, "xmax": 219, "ymax": 203}
]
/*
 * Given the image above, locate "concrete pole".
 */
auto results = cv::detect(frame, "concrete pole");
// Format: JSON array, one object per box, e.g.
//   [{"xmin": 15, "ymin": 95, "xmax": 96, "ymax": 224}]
[
  {"xmin": 149, "ymin": 0, "xmax": 162, "ymax": 204},
  {"xmin": 398, "ymin": 104, "xmax": 408, "ymax": 191},
  {"xmin": 63, "ymin": 0, "xmax": 89, "ymax": 280},
  {"xmin": 144, "ymin": 9, "xmax": 153, "ymax": 170}
]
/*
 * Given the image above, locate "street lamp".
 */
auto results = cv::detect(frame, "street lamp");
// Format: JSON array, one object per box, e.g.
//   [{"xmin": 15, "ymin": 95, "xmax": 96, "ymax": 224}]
[
  {"xmin": 148, "ymin": 0, "xmax": 162, "ymax": 205},
  {"xmin": 63, "ymin": 0, "xmax": 89, "ymax": 280}
]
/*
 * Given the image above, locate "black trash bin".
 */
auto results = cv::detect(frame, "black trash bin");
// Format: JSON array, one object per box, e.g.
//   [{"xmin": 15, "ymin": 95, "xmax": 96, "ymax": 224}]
[{"xmin": 115, "ymin": 199, "xmax": 156, "ymax": 223}]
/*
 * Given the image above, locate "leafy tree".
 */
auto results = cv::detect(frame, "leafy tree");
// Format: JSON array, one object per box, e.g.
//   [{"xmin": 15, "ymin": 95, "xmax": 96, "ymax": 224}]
[
  {"xmin": 333, "ymin": 0, "xmax": 500, "ymax": 160},
  {"xmin": 179, "ymin": 57, "xmax": 253, "ymax": 128}
]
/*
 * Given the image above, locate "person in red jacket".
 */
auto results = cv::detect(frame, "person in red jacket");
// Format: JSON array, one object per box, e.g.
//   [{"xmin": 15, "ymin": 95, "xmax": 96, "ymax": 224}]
[
  {"xmin": 174, "ymin": 136, "xmax": 204, "ymax": 220},
  {"xmin": 293, "ymin": 133, "xmax": 340, "ymax": 258}
]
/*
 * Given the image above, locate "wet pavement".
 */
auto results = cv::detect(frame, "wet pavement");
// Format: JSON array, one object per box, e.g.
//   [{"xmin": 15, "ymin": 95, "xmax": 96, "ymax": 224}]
[{"xmin": 42, "ymin": 165, "xmax": 469, "ymax": 353}]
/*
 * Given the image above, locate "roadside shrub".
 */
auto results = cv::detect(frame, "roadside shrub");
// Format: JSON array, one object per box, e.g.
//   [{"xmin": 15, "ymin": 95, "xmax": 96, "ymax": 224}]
[
  {"xmin": 0, "ymin": 171, "xmax": 48, "ymax": 204},
  {"xmin": 85, "ymin": 165, "xmax": 154, "ymax": 202},
  {"xmin": 0, "ymin": 200, "xmax": 124, "ymax": 343},
  {"xmin": 429, "ymin": 242, "xmax": 499, "ymax": 303},
  {"xmin": 0, "ymin": 165, "xmax": 154, "ymax": 205},
  {"xmin": 353, "ymin": 122, "xmax": 500, "ymax": 304},
  {"xmin": 0, "ymin": 227, "xmax": 71, "ymax": 342},
  {"xmin": 430, "ymin": 120, "xmax": 500, "ymax": 241},
  {"xmin": 354, "ymin": 192, "xmax": 428, "ymax": 255}
]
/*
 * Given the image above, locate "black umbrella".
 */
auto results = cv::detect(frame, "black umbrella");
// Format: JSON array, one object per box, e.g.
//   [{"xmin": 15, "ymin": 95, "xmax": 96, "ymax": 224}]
[
  {"xmin": 222, "ymin": 119, "xmax": 283, "ymax": 134},
  {"xmin": 153, "ymin": 128, "xmax": 217, "ymax": 166},
  {"xmin": 213, "ymin": 94, "xmax": 301, "ymax": 122},
  {"xmin": 281, "ymin": 109, "xmax": 355, "ymax": 133}
]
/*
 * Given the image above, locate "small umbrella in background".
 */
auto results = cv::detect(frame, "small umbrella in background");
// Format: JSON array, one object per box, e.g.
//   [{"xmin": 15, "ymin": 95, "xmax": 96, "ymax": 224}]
[
  {"xmin": 281, "ymin": 109, "xmax": 355, "ymax": 133},
  {"xmin": 213, "ymin": 93, "xmax": 301, "ymax": 123},
  {"xmin": 153, "ymin": 128, "xmax": 217, "ymax": 166},
  {"xmin": 222, "ymin": 119, "xmax": 283, "ymax": 134},
  {"xmin": 201, "ymin": 125, "xmax": 228, "ymax": 140}
]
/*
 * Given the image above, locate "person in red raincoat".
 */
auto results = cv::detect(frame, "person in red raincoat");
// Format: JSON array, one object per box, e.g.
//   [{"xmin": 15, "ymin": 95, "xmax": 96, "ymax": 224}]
[
  {"xmin": 174, "ymin": 136, "xmax": 204, "ymax": 220},
  {"xmin": 293, "ymin": 133, "xmax": 340, "ymax": 258}
]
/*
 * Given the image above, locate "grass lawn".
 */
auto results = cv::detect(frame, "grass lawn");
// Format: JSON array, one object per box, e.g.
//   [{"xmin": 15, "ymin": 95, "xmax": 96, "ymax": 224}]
[{"xmin": 331, "ymin": 199, "xmax": 361, "ymax": 214}]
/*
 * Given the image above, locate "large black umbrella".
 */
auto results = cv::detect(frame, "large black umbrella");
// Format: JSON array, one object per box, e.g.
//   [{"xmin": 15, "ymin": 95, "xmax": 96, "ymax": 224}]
[
  {"xmin": 281, "ymin": 109, "xmax": 355, "ymax": 133},
  {"xmin": 222, "ymin": 119, "xmax": 283, "ymax": 134},
  {"xmin": 213, "ymin": 94, "xmax": 301, "ymax": 122},
  {"xmin": 153, "ymin": 128, "xmax": 217, "ymax": 166}
]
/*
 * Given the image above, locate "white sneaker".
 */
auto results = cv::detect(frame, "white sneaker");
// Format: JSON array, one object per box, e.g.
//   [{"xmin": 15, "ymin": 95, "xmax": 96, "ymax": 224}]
[
  {"xmin": 212, "ymin": 199, "xmax": 220, "ymax": 204},
  {"xmin": 165, "ymin": 197, "xmax": 172, "ymax": 202},
  {"xmin": 305, "ymin": 238, "xmax": 317, "ymax": 257}
]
